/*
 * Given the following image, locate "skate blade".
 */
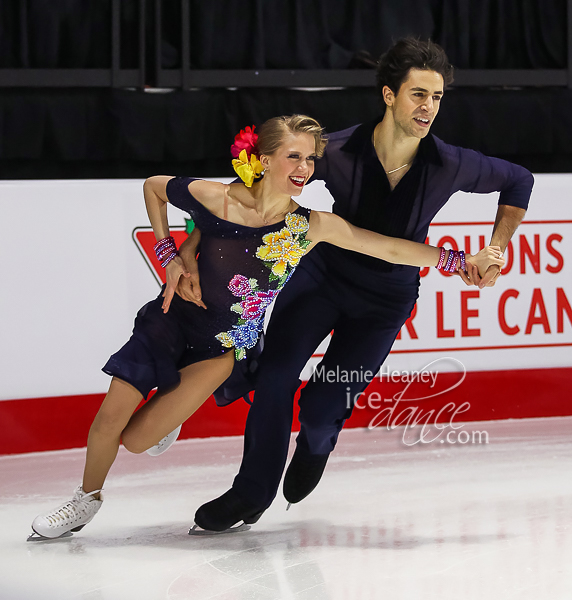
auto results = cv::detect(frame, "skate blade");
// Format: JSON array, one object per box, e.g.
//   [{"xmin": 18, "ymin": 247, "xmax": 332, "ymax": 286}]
[
  {"xmin": 286, "ymin": 502, "xmax": 291, "ymax": 511},
  {"xmin": 188, "ymin": 522, "xmax": 251, "ymax": 536},
  {"xmin": 27, "ymin": 531, "xmax": 73, "ymax": 542}
]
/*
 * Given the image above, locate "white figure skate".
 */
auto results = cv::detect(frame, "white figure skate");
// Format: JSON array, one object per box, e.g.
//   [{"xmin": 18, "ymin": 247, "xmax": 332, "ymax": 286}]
[
  {"xmin": 146, "ymin": 424, "xmax": 182, "ymax": 456},
  {"xmin": 28, "ymin": 486, "xmax": 103, "ymax": 541}
]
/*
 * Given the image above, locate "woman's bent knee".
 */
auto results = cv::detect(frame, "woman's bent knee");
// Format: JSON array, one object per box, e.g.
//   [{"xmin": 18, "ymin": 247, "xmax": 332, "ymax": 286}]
[{"xmin": 121, "ymin": 427, "xmax": 149, "ymax": 454}]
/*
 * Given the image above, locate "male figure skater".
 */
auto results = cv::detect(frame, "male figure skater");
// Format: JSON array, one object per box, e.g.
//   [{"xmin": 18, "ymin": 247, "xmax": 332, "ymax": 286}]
[{"xmin": 182, "ymin": 38, "xmax": 533, "ymax": 531}]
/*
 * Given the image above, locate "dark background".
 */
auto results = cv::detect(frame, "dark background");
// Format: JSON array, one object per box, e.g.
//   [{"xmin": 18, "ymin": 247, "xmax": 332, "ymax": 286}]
[{"xmin": 0, "ymin": 0, "xmax": 570, "ymax": 179}]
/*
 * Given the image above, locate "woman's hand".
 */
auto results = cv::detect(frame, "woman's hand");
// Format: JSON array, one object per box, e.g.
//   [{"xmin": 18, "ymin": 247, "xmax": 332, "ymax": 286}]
[
  {"xmin": 177, "ymin": 254, "xmax": 206, "ymax": 309},
  {"xmin": 463, "ymin": 246, "xmax": 505, "ymax": 288},
  {"xmin": 177, "ymin": 232, "xmax": 206, "ymax": 310},
  {"xmin": 162, "ymin": 257, "xmax": 191, "ymax": 313}
]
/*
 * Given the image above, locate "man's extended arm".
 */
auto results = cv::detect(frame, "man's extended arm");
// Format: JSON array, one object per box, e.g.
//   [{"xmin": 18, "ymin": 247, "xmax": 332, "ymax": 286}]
[
  {"xmin": 490, "ymin": 205, "xmax": 527, "ymax": 250},
  {"xmin": 460, "ymin": 204, "xmax": 526, "ymax": 288},
  {"xmin": 452, "ymin": 146, "xmax": 533, "ymax": 288},
  {"xmin": 459, "ymin": 204, "xmax": 526, "ymax": 289}
]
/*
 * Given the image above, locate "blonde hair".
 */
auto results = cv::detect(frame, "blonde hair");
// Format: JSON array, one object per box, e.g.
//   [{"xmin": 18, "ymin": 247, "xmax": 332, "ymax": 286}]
[{"xmin": 256, "ymin": 115, "xmax": 328, "ymax": 158}]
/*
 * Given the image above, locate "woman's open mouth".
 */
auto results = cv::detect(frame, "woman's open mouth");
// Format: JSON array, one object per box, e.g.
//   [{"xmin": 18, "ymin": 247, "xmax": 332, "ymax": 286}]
[{"xmin": 289, "ymin": 176, "xmax": 305, "ymax": 188}]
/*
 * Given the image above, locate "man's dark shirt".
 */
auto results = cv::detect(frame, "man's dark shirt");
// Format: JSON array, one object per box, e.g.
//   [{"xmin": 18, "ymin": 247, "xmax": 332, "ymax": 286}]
[
  {"xmin": 306, "ymin": 118, "xmax": 533, "ymax": 290},
  {"xmin": 350, "ymin": 118, "xmax": 440, "ymax": 272}
]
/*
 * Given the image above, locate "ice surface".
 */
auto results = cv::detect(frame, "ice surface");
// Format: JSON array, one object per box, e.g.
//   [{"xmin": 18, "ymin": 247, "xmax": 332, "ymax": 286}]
[{"xmin": 1, "ymin": 417, "xmax": 571, "ymax": 600}]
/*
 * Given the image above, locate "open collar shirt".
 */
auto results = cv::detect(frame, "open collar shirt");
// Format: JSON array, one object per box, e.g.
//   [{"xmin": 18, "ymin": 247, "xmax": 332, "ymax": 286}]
[{"xmin": 307, "ymin": 117, "xmax": 533, "ymax": 286}]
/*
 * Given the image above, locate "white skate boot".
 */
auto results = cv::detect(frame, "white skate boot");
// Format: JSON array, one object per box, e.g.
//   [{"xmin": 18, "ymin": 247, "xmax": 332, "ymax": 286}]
[
  {"xmin": 146, "ymin": 424, "xmax": 182, "ymax": 456},
  {"xmin": 28, "ymin": 486, "xmax": 103, "ymax": 541}
]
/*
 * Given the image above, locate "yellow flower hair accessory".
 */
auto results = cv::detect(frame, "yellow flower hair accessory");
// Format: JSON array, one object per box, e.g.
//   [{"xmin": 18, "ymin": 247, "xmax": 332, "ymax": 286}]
[
  {"xmin": 232, "ymin": 149, "xmax": 264, "ymax": 188},
  {"xmin": 230, "ymin": 125, "xmax": 264, "ymax": 188}
]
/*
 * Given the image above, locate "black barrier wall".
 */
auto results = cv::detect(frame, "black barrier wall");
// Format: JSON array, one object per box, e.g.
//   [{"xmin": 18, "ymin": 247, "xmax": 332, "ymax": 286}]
[{"xmin": 0, "ymin": 0, "xmax": 571, "ymax": 177}]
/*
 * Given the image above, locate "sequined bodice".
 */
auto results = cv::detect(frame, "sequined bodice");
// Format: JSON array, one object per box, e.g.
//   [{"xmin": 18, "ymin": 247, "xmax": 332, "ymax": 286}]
[{"xmin": 166, "ymin": 176, "xmax": 311, "ymax": 359}]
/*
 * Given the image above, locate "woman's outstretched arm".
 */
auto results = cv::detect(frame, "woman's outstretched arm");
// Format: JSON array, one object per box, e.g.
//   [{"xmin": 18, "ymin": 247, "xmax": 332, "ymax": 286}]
[{"xmin": 307, "ymin": 211, "xmax": 504, "ymax": 275}]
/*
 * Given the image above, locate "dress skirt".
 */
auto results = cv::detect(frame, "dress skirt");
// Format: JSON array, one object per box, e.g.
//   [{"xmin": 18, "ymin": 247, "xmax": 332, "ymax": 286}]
[{"xmin": 102, "ymin": 290, "xmax": 231, "ymax": 398}]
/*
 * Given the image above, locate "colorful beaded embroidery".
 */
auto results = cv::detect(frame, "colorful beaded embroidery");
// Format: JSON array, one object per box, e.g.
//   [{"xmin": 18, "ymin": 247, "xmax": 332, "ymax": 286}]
[{"xmin": 215, "ymin": 212, "xmax": 311, "ymax": 360}]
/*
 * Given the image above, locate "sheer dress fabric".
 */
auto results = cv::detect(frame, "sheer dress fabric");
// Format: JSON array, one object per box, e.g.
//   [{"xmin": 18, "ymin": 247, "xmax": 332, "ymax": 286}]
[{"xmin": 103, "ymin": 176, "xmax": 311, "ymax": 398}]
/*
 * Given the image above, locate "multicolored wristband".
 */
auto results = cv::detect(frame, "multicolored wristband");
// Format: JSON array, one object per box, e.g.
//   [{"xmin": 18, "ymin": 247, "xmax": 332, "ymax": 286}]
[
  {"xmin": 444, "ymin": 249, "xmax": 456, "ymax": 272},
  {"xmin": 436, "ymin": 247, "xmax": 447, "ymax": 270},
  {"xmin": 153, "ymin": 236, "xmax": 179, "ymax": 268},
  {"xmin": 436, "ymin": 248, "xmax": 466, "ymax": 273}
]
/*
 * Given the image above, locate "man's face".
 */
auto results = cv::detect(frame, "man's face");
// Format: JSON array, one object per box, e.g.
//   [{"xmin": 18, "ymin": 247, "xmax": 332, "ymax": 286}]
[{"xmin": 384, "ymin": 69, "xmax": 444, "ymax": 139}]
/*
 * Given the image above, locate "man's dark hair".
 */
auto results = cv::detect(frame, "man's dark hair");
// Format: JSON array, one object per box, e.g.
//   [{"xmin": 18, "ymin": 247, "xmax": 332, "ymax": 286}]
[{"xmin": 376, "ymin": 38, "xmax": 454, "ymax": 99}]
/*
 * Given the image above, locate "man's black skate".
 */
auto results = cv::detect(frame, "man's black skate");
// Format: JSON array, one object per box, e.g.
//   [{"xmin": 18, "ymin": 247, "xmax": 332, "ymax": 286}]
[
  {"xmin": 283, "ymin": 447, "xmax": 330, "ymax": 506},
  {"xmin": 191, "ymin": 488, "xmax": 265, "ymax": 534}
]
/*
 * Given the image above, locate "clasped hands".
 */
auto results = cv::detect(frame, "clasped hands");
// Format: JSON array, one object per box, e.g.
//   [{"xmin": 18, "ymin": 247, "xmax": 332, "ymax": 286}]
[{"xmin": 460, "ymin": 245, "xmax": 505, "ymax": 289}]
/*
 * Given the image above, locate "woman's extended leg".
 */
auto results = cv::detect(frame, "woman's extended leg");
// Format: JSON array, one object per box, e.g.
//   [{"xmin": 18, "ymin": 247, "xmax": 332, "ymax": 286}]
[
  {"xmin": 121, "ymin": 352, "xmax": 234, "ymax": 454},
  {"xmin": 30, "ymin": 377, "xmax": 143, "ymax": 540},
  {"xmin": 83, "ymin": 377, "xmax": 144, "ymax": 494},
  {"xmin": 30, "ymin": 354, "xmax": 233, "ymax": 540}
]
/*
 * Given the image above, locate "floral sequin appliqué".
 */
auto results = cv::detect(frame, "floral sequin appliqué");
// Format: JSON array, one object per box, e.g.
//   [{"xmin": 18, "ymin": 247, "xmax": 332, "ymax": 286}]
[{"xmin": 215, "ymin": 213, "xmax": 311, "ymax": 360}]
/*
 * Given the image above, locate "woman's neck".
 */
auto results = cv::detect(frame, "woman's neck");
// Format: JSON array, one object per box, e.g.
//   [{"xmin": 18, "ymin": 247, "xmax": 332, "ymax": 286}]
[{"xmin": 250, "ymin": 178, "xmax": 294, "ymax": 222}]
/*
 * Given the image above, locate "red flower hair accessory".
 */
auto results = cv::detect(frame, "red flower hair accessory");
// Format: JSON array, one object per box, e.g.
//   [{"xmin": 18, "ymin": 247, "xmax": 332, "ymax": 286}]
[
  {"xmin": 231, "ymin": 125, "xmax": 258, "ymax": 159},
  {"xmin": 231, "ymin": 125, "xmax": 264, "ymax": 187}
]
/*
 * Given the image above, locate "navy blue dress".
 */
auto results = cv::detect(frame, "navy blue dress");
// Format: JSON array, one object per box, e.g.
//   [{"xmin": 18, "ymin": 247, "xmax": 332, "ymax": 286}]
[{"xmin": 103, "ymin": 177, "xmax": 311, "ymax": 398}]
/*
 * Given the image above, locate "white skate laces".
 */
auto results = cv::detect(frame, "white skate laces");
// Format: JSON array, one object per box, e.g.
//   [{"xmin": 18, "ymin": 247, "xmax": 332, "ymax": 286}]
[
  {"xmin": 146, "ymin": 424, "xmax": 182, "ymax": 456},
  {"xmin": 30, "ymin": 485, "xmax": 103, "ymax": 540}
]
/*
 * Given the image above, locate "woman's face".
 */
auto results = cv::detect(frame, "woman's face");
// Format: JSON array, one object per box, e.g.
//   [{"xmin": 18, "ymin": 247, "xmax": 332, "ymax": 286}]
[{"xmin": 262, "ymin": 132, "xmax": 317, "ymax": 196}]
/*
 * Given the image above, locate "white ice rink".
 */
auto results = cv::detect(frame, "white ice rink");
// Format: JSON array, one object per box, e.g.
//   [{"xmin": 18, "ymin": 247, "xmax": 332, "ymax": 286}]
[{"xmin": 1, "ymin": 417, "xmax": 571, "ymax": 600}]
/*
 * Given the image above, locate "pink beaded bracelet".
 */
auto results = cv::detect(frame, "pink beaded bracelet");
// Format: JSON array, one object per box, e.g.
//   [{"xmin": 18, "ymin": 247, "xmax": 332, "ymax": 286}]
[
  {"xmin": 436, "ymin": 247, "xmax": 446, "ymax": 270},
  {"xmin": 161, "ymin": 252, "xmax": 178, "ymax": 268},
  {"xmin": 153, "ymin": 236, "xmax": 179, "ymax": 268},
  {"xmin": 156, "ymin": 246, "xmax": 175, "ymax": 260},
  {"xmin": 436, "ymin": 248, "xmax": 465, "ymax": 273},
  {"xmin": 154, "ymin": 236, "xmax": 175, "ymax": 253},
  {"xmin": 444, "ymin": 249, "xmax": 456, "ymax": 272}
]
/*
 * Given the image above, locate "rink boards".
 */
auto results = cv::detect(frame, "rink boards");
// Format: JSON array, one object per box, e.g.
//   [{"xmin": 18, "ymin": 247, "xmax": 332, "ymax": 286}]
[{"xmin": 0, "ymin": 175, "xmax": 571, "ymax": 454}]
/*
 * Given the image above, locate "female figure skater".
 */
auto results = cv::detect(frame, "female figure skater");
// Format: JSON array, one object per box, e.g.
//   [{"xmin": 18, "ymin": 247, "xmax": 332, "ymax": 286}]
[{"xmin": 29, "ymin": 115, "xmax": 503, "ymax": 540}]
